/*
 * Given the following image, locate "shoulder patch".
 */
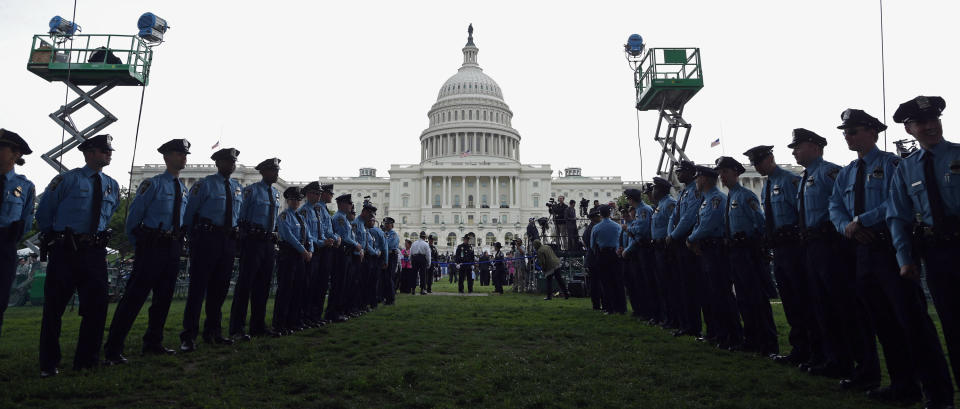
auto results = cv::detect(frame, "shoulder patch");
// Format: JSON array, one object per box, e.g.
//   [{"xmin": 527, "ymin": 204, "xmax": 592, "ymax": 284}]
[
  {"xmin": 280, "ymin": 212, "xmax": 287, "ymax": 221},
  {"xmin": 137, "ymin": 179, "xmax": 152, "ymax": 195},
  {"xmin": 639, "ymin": 210, "xmax": 649, "ymax": 220},
  {"xmin": 46, "ymin": 175, "xmax": 64, "ymax": 192},
  {"xmin": 711, "ymin": 196, "xmax": 721, "ymax": 209},
  {"xmin": 748, "ymin": 198, "xmax": 760, "ymax": 211},
  {"xmin": 827, "ymin": 167, "xmax": 840, "ymax": 180}
]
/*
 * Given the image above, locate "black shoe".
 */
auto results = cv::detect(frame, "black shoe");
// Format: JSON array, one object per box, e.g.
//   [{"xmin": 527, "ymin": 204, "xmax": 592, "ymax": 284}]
[
  {"xmin": 427, "ymin": 290, "xmax": 432, "ymax": 294},
  {"xmin": 104, "ymin": 353, "xmax": 128, "ymax": 366},
  {"xmin": 839, "ymin": 377, "xmax": 880, "ymax": 391},
  {"xmin": 142, "ymin": 344, "xmax": 176, "ymax": 355},
  {"xmin": 204, "ymin": 335, "xmax": 235, "ymax": 346},
  {"xmin": 866, "ymin": 386, "xmax": 922, "ymax": 405},
  {"xmin": 231, "ymin": 333, "xmax": 252, "ymax": 342},
  {"xmin": 772, "ymin": 353, "xmax": 804, "ymax": 366},
  {"xmin": 543, "ymin": 296, "xmax": 552, "ymax": 300},
  {"xmin": 333, "ymin": 315, "xmax": 348, "ymax": 323},
  {"xmin": 40, "ymin": 368, "xmax": 59, "ymax": 378},
  {"xmin": 180, "ymin": 340, "xmax": 197, "ymax": 353}
]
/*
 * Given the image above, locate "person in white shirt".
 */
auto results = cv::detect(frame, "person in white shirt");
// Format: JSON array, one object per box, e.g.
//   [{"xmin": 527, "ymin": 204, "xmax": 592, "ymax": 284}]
[{"xmin": 410, "ymin": 231, "xmax": 432, "ymax": 295}]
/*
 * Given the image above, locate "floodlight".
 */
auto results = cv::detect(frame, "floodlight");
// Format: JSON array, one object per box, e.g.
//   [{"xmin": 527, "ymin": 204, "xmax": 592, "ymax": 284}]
[
  {"xmin": 137, "ymin": 12, "xmax": 170, "ymax": 43},
  {"xmin": 624, "ymin": 34, "xmax": 644, "ymax": 57},
  {"xmin": 49, "ymin": 16, "xmax": 80, "ymax": 36}
]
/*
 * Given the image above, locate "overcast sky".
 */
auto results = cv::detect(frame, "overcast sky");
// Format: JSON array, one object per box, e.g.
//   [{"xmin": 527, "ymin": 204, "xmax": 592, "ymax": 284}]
[{"xmin": 2, "ymin": 0, "xmax": 957, "ymax": 189}]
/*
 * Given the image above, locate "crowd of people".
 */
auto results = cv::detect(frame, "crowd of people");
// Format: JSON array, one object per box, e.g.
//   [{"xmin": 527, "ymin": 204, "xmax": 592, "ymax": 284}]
[{"xmin": 568, "ymin": 96, "xmax": 959, "ymax": 409}]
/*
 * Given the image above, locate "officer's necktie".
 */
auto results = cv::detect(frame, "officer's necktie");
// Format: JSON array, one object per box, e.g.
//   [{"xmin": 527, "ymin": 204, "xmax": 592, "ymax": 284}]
[
  {"xmin": 725, "ymin": 189, "xmax": 732, "ymax": 237},
  {"xmin": 853, "ymin": 159, "xmax": 866, "ymax": 216},
  {"xmin": 672, "ymin": 190, "xmax": 683, "ymax": 228},
  {"xmin": 90, "ymin": 173, "xmax": 103, "ymax": 234},
  {"xmin": 923, "ymin": 151, "xmax": 948, "ymax": 227},
  {"xmin": 172, "ymin": 178, "xmax": 182, "ymax": 231},
  {"xmin": 763, "ymin": 182, "xmax": 775, "ymax": 237},
  {"xmin": 294, "ymin": 211, "xmax": 307, "ymax": 247},
  {"xmin": 797, "ymin": 171, "xmax": 807, "ymax": 230},
  {"xmin": 266, "ymin": 187, "xmax": 276, "ymax": 232},
  {"xmin": 223, "ymin": 179, "xmax": 233, "ymax": 227},
  {"xmin": 0, "ymin": 175, "xmax": 6, "ymax": 209}
]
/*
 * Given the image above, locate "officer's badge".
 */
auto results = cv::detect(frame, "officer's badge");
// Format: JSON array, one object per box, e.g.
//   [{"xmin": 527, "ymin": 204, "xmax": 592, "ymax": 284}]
[
  {"xmin": 280, "ymin": 212, "xmax": 287, "ymax": 221},
  {"xmin": 700, "ymin": 200, "xmax": 708, "ymax": 209},
  {"xmin": 711, "ymin": 197, "xmax": 721, "ymax": 209},
  {"xmin": 730, "ymin": 200, "xmax": 739, "ymax": 209},
  {"xmin": 46, "ymin": 175, "xmax": 63, "ymax": 192},
  {"xmin": 871, "ymin": 166, "xmax": 884, "ymax": 179},
  {"xmin": 243, "ymin": 188, "xmax": 252, "ymax": 199},
  {"xmin": 950, "ymin": 160, "xmax": 960, "ymax": 174},
  {"xmin": 106, "ymin": 185, "xmax": 113, "ymax": 195},
  {"xmin": 235, "ymin": 187, "xmax": 241, "ymax": 197},
  {"xmin": 772, "ymin": 185, "xmax": 782, "ymax": 195},
  {"xmin": 806, "ymin": 176, "xmax": 816, "ymax": 187},
  {"xmin": 827, "ymin": 168, "xmax": 840, "ymax": 180},
  {"xmin": 137, "ymin": 180, "xmax": 151, "ymax": 195},
  {"xmin": 749, "ymin": 198, "xmax": 761, "ymax": 211},
  {"xmin": 639, "ymin": 210, "xmax": 649, "ymax": 220},
  {"xmin": 13, "ymin": 185, "xmax": 22, "ymax": 197}
]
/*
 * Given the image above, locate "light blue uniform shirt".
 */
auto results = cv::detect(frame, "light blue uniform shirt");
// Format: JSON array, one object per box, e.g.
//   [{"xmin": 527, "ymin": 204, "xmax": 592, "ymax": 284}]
[
  {"xmin": 829, "ymin": 146, "xmax": 900, "ymax": 232},
  {"xmin": 688, "ymin": 187, "xmax": 726, "ymax": 242},
  {"xmin": 125, "ymin": 171, "xmax": 187, "ymax": 247},
  {"xmin": 36, "ymin": 165, "xmax": 120, "ymax": 234},
  {"xmin": 278, "ymin": 207, "xmax": 310, "ymax": 254},
  {"xmin": 668, "ymin": 183, "xmax": 701, "ymax": 240},
  {"xmin": 183, "ymin": 173, "xmax": 242, "ymax": 229},
  {"xmin": 651, "ymin": 196, "xmax": 676, "ymax": 240},
  {"xmin": 385, "ymin": 229, "xmax": 400, "ymax": 254},
  {"xmin": 314, "ymin": 201, "xmax": 338, "ymax": 247},
  {"xmin": 369, "ymin": 226, "xmax": 388, "ymax": 264},
  {"xmin": 591, "ymin": 218, "xmax": 622, "ymax": 250},
  {"xmin": 238, "ymin": 181, "xmax": 279, "ymax": 230},
  {"xmin": 798, "ymin": 157, "xmax": 841, "ymax": 229},
  {"xmin": 887, "ymin": 139, "xmax": 960, "ymax": 267},
  {"xmin": 762, "ymin": 166, "xmax": 802, "ymax": 229},
  {"xmin": 332, "ymin": 211, "xmax": 358, "ymax": 251},
  {"xmin": 298, "ymin": 201, "xmax": 321, "ymax": 249},
  {"xmin": 726, "ymin": 183, "xmax": 764, "ymax": 237},
  {"xmin": 0, "ymin": 169, "xmax": 35, "ymax": 240}
]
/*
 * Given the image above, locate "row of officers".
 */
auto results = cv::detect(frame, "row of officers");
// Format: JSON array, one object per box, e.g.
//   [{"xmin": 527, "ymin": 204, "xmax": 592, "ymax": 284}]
[
  {"xmin": 580, "ymin": 96, "xmax": 960, "ymax": 409},
  {"xmin": 0, "ymin": 131, "xmax": 403, "ymax": 378}
]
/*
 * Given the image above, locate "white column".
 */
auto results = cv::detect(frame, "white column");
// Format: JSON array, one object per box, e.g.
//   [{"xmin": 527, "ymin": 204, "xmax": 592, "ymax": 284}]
[
  {"xmin": 422, "ymin": 178, "xmax": 427, "ymax": 207},
  {"xmin": 509, "ymin": 176, "xmax": 514, "ymax": 207},
  {"xmin": 494, "ymin": 176, "xmax": 499, "ymax": 207},
  {"xmin": 427, "ymin": 176, "xmax": 432, "ymax": 208},
  {"xmin": 442, "ymin": 176, "xmax": 448, "ymax": 207},
  {"xmin": 461, "ymin": 176, "xmax": 466, "ymax": 208},
  {"xmin": 475, "ymin": 176, "xmax": 480, "ymax": 208}
]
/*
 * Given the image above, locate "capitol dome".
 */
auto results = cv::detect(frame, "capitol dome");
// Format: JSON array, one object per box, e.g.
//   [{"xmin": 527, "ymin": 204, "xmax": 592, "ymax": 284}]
[{"xmin": 420, "ymin": 25, "xmax": 521, "ymax": 164}]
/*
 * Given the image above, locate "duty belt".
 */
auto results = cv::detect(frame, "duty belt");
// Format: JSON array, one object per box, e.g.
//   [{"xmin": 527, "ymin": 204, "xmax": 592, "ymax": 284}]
[
  {"xmin": 768, "ymin": 224, "xmax": 800, "ymax": 246},
  {"xmin": 914, "ymin": 218, "xmax": 960, "ymax": 247},
  {"xmin": 727, "ymin": 232, "xmax": 760, "ymax": 248},
  {"xmin": 135, "ymin": 225, "xmax": 184, "ymax": 244},
  {"xmin": 653, "ymin": 239, "xmax": 668, "ymax": 249},
  {"xmin": 242, "ymin": 226, "xmax": 278, "ymax": 243},
  {"xmin": 699, "ymin": 237, "xmax": 724, "ymax": 248},
  {"xmin": 801, "ymin": 222, "xmax": 838, "ymax": 242},
  {"xmin": 48, "ymin": 228, "xmax": 112, "ymax": 251},
  {"xmin": 194, "ymin": 219, "xmax": 239, "ymax": 237}
]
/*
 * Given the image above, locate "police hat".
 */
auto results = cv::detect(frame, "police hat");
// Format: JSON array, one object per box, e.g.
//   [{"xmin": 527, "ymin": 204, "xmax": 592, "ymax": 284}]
[
  {"xmin": 419, "ymin": 231, "xmax": 427, "ymax": 238},
  {"xmin": 652, "ymin": 176, "xmax": 672, "ymax": 190},
  {"xmin": 462, "ymin": 234, "xmax": 471, "ymax": 240},
  {"xmin": 78, "ymin": 134, "xmax": 114, "ymax": 152},
  {"xmin": 383, "ymin": 217, "xmax": 395, "ymax": 224},
  {"xmin": 623, "ymin": 188, "xmax": 644, "ymax": 202},
  {"xmin": 528, "ymin": 217, "xmax": 535, "ymax": 222},
  {"xmin": 893, "ymin": 96, "xmax": 946, "ymax": 123},
  {"xmin": 335, "ymin": 193, "xmax": 352, "ymax": 204},
  {"xmin": 255, "ymin": 157, "xmax": 280, "ymax": 171},
  {"xmin": 743, "ymin": 145, "xmax": 774, "ymax": 164},
  {"xmin": 0, "ymin": 129, "xmax": 32, "ymax": 155},
  {"xmin": 675, "ymin": 160, "xmax": 696, "ymax": 173},
  {"xmin": 714, "ymin": 156, "xmax": 746, "ymax": 175},
  {"xmin": 211, "ymin": 148, "xmax": 239, "ymax": 162},
  {"xmin": 787, "ymin": 128, "xmax": 827, "ymax": 149},
  {"xmin": 320, "ymin": 183, "xmax": 334, "ymax": 194},
  {"xmin": 157, "ymin": 138, "xmax": 190, "ymax": 155},
  {"xmin": 362, "ymin": 203, "xmax": 378, "ymax": 214},
  {"xmin": 588, "ymin": 208, "xmax": 601, "ymax": 218},
  {"xmin": 494, "ymin": 242, "xmax": 502, "ymax": 248},
  {"xmin": 642, "ymin": 182, "xmax": 654, "ymax": 195},
  {"xmin": 694, "ymin": 165, "xmax": 719, "ymax": 178},
  {"xmin": 837, "ymin": 109, "xmax": 887, "ymax": 131},
  {"xmin": 302, "ymin": 181, "xmax": 321, "ymax": 194},
  {"xmin": 283, "ymin": 186, "xmax": 303, "ymax": 200}
]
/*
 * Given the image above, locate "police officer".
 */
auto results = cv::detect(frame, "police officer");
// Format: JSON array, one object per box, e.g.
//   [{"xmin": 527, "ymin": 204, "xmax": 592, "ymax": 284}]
[
  {"xmin": 104, "ymin": 139, "xmax": 189, "ymax": 364},
  {"xmin": 582, "ymin": 208, "xmax": 603, "ymax": 310},
  {"xmin": 888, "ymin": 96, "xmax": 960, "ymax": 400},
  {"xmin": 492, "ymin": 242, "xmax": 506, "ymax": 294},
  {"xmin": 454, "ymin": 235, "xmax": 476, "ymax": 293},
  {"xmin": 230, "ymin": 158, "xmax": 281, "ymax": 340},
  {"xmin": 351, "ymin": 204, "xmax": 377, "ymax": 313},
  {"xmin": 744, "ymin": 144, "xmax": 816, "ymax": 366},
  {"xmin": 831, "ymin": 108, "xmax": 952, "ymax": 405},
  {"xmin": 36, "ymin": 134, "xmax": 120, "ymax": 376},
  {"xmin": 591, "ymin": 204, "xmax": 625, "ymax": 314},
  {"xmin": 687, "ymin": 165, "xmax": 742, "ymax": 349},
  {"xmin": 623, "ymin": 188, "xmax": 657, "ymax": 322},
  {"xmin": 0, "ymin": 130, "xmax": 34, "ymax": 338},
  {"xmin": 790, "ymin": 128, "xmax": 857, "ymax": 377},
  {"xmin": 365, "ymin": 210, "xmax": 386, "ymax": 309},
  {"xmin": 180, "ymin": 147, "xmax": 243, "ymax": 351},
  {"xmin": 326, "ymin": 194, "xmax": 360, "ymax": 323},
  {"xmin": 275, "ymin": 187, "xmax": 311, "ymax": 334},
  {"xmin": 667, "ymin": 160, "xmax": 704, "ymax": 337},
  {"xmin": 381, "ymin": 217, "xmax": 399, "ymax": 305},
  {"xmin": 716, "ymin": 156, "xmax": 778, "ymax": 356},
  {"xmin": 617, "ymin": 206, "xmax": 638, "ymax": 315},
  {"xmin": 650, "ymin": 177, "xmax": 679, "ymax": 330},
  {"xmin": 307, "ymin": 183, "xmax": 339, "ymax": 322}
]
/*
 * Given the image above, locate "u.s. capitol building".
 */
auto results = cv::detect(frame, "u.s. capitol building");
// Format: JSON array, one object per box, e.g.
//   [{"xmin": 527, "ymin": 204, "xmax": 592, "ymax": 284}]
[{"xmin": 130, "ymin": 27, "xmax": 789, "ymax": 251}]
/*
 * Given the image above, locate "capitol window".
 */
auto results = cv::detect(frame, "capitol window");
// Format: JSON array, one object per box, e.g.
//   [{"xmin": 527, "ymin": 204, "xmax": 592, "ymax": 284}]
[
  {"xmin": 402, "ymin": 195, "xmax": 409, "ymax": 207},
  {"xmin": 402, "ymin": 216, "xmax": 408, "ymax": 224},
  {"xmin": 454, "ymin": 194, "xmax": 461, "ymax": 207},
  {"xmin": 532, "ymin": 181, "xmax": 539, "ymax": 188},
  {"xmin": 533, "ymin": 195, "xmax": 539, "ymax": 207},
  {"xmin": 594, "ymin": 192, "xmax": 598, "ymax": 198},
  {"xmin": 607, "ymin": 192, "xmax": 612, "ymax": 197},
  {"xmin": 482, "ymin": 215, "xmax": 488, "ymax": 224},
  {"xmin": 454, "ymin": 214, "xmax": 460, "ymax": 224},
  {"xmin": 434, "ymin": 215, "xmax": 440, "ymax": 224},
  {"xmin": 447, "ymin": 233, "xmax": 457, "ymax": 247}
]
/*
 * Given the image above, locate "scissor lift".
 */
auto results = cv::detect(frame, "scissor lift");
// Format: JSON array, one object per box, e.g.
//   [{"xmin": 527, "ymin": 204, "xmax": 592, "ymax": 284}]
[
  {"xmin": 630, "ymin": 47, "xmax": 703, "ymax": 185},
  {"xmin": 27, "ymin": 34, "xmax": 154, "ymax": 172}
]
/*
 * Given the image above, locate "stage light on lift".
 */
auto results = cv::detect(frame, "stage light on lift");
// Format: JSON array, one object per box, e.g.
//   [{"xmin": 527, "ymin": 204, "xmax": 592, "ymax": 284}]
[
  {"xmin": 137, "ymin": 12, "xmax": 170, "ymax": 43},
  {"xmin": 624, "ymin": 34, "xmax": 645, "ymax": 57},
  {"xmin": 48, "ymin": 16, "xmax": 81, "ymax": 37}
]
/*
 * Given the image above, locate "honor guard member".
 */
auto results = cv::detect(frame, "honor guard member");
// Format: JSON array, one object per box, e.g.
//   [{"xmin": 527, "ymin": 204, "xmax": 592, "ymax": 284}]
[
  {"xmin": 591, "ymin": 205, "xmax": 625, "ymax": 314},
  {"xmin": 36, "ymin": 134, "xmax": 120, "ymax": 376},
  {"xmin": 428, "ymin": 236, "xmax": 440, "ymax": 291},
  {"xmin": 623, "ymin": 189, "xmax": 656, "ymax": 321},
  {"xmin": 716, "ymin": 156, "xmax": 778, "ymax": 356},
  {"xmin": 0, "ymin": 130, "xmax": 34, "ymax": 338},
  {"xmin": 889, "ymin": 96, "xmax": 960, "ymax": 399},
  {"xmin": 492, "ymin": 242, "xmax": 506, "ymax": 294},
  {"xmin": 381, "ymin": 217, "xmax": 399, "ymax": 305},
  {"xmin": 274, "ymin": 187, "xmax": 312, "ymax": 335},
  {"xmin": 745, "ymin": 145, "xmax": 816, "ymax": 366},
  {"xmin": 179, "ymin": 147, "xmax": 243, "ymax": 352},
  {"xmin": 351, "ymin": 205, "xmax": 377, "ymax": 313},
  {"xmin": 667, "ymin": 160, "xmax": 704, "ymax": 337},
  {"xmin": 365, "ymin": 209, "xmax": 386, "ymax": 309},
  {"xmin": 453, "ymin": 234, "xmax": 476, "ymax": 293},
  {"xmin": 310, "ymin": 183, "xmax": 339, "ymax": 322},
  {"xmin": 582, "ymin": 208, "xmax": 603, "ymax": 310},
  {"xmin": 326, "ymin": 194, "xmax": 360, "ymax": 322},
  {"xmin": 230, "ymin": 158, "xmax": 281, "ymax": 341},
  {"xmin": 104, "ymin": 139, "xmax": 189, "ymax": 365},
  {"xmin": 687, "ymin": 165, "xmax": 742, "ymax": 349},
  {"xmin": 299, "ymin": 182, "xmax": 331, "ymax": 326},
  {"xmin": 617, "ymin": 206, "xmax": 638, "ymax": 315},
  {"xmin": 831, "ymin": 108, "xmax": 953, "ymax": 405},
  {"xmin": 650, "ymin": 177, "xmax": 679, "ymax": 330},
  {"xmin": 790, "ymin": 128, "xmax": 857, "ymax": 377}
]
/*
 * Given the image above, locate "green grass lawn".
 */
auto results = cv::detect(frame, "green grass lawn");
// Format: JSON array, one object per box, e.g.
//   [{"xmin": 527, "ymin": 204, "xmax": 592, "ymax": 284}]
[{"xmin": 0, "ymin": 278, "xmax": 936, "ymax": 409}]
